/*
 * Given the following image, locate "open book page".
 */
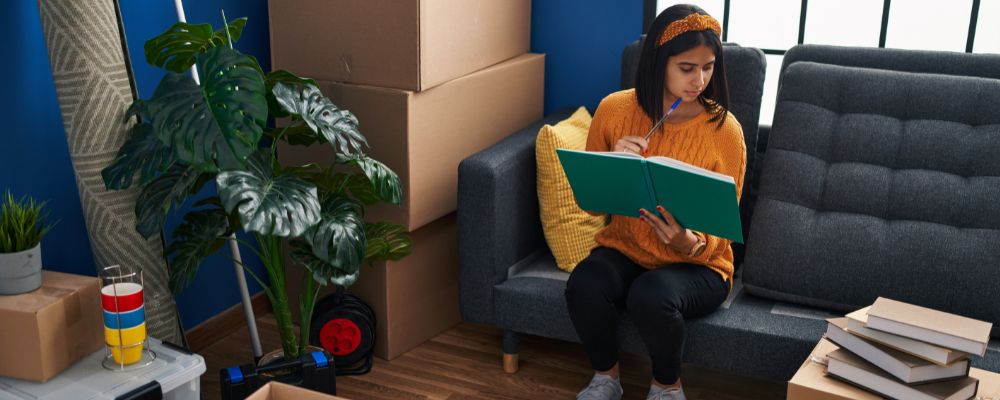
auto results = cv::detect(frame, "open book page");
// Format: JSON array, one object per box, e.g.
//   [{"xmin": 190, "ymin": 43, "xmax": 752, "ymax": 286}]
[
  {"xmin": 591, "ymin": 152, "xmax": 732, "ymax": 182},
  {"xmin": 647, "ymin": 156, "xmax": 734, "ymax": 183},
  {"xmin": 595, "ymin": 151, "xmax": 643, "ymax": 159}
]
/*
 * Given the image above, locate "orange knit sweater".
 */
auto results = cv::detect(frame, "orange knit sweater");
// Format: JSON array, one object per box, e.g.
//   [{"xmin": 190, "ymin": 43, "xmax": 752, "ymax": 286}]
[{"xmin": 586, "ymin": 89, "xmax": 747, "ymax": 283}]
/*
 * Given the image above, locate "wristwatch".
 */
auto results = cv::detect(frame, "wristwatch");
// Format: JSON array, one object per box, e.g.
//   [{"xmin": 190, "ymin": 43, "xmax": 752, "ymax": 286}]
[{"xmin": 687, "ymin": 233, "xmax": 707, "ymax": 257}]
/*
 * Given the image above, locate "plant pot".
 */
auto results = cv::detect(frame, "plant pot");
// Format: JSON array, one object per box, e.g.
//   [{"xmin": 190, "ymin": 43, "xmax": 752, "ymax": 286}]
[
  {"xmin": 0, "ymin": 244, "xmax": 42, "ymax": 295},
  {"xmin": 257, "ymin": 345, "xmax": 326, "ymax": 368}
]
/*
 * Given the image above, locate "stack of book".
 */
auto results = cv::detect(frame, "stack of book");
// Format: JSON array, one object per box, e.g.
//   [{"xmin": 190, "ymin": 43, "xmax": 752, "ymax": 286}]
[{"xmin": 822, "ymin": 297, "xmax": 993, "ymax": 400}]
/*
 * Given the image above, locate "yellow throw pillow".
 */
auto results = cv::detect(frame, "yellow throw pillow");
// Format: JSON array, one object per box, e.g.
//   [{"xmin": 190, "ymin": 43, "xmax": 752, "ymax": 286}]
[{"xmin": 536, "ymin": 107, "xmax": 605, "ymax": 272}]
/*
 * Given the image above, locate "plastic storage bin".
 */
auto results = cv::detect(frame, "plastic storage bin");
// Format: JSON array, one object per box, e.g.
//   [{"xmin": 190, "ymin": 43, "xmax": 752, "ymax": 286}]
[{"xmin": 0, "ymin": 337, "xmax": 205, "ymax": 400}]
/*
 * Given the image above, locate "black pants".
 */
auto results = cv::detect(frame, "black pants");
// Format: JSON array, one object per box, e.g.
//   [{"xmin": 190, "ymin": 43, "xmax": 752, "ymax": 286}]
[{"xmin": 565, "ymin": 247, "xmax": 730, "ymax": 385}]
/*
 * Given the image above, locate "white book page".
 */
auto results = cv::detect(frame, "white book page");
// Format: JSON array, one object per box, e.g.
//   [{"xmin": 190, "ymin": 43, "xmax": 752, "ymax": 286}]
[
  {"xmin": 599, "ymin": 151, "xmax": 643, "ymax": 159},
  {"xmin": 646, "ymin": 156, "xmax": 734, "ymax": 183},
  {"xmin": 557, "ymin": 149, "xmax": 643, "ymax": 159}
]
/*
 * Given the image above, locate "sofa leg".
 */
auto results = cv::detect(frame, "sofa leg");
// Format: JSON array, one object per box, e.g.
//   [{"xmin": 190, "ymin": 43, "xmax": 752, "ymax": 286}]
[{"xmin": 502, "ymin": 330, "xmax": 520, "ymax": 374}]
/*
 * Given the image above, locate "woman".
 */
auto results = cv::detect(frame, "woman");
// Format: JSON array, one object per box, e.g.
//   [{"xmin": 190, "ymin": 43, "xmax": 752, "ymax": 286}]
[{"xmin": 565, "ymin": 4, "xmax": 746, "ymax": 400}]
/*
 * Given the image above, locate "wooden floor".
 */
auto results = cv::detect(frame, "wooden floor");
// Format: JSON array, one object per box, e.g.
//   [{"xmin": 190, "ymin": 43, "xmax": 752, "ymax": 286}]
[{"xmin": 198, "ymin": 314, "xmax": 787, "ymax": 400}]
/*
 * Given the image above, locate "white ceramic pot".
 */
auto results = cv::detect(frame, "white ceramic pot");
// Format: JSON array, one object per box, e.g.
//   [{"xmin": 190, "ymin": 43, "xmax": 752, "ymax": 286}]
[{"xmin": 0, "ymin": 244, "xmax": 42, "ymax": 295}]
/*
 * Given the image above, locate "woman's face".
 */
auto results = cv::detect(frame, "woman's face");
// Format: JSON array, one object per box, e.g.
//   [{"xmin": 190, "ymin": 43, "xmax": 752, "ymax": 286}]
[{"xmin": 664, "ymin": 44, "xmax": 716, "ymax": 103}]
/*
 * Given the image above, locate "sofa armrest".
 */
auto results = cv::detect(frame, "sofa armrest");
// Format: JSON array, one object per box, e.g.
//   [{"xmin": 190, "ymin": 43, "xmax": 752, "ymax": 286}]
[{"xmin": 458, "ymin": 108, "xmax": 577, "ymax": 325}]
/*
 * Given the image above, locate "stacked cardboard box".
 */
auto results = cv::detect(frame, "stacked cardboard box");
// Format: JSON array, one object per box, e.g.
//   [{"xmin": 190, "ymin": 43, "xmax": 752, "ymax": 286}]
[
  {"xmin": 269, "ymin": 0, "xmax": 542, "ymax": 360},
  {"xmin": 789, "ymin": 297, "xmax": 999, "ymax": 400}
]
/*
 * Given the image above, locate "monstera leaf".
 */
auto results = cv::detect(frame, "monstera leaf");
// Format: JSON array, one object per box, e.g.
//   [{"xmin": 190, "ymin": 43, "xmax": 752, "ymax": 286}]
[
  {"xmin": 290, "ymin": 239, "xmax": 359, "ymax": 287},
  {"xmin": 286, "ymin": 164, "xmax": 382, "ymax": 205},
  {"xmin": 216, "ymin": 152, "xmax": 321, "ymax": 237},
  {"xmin": 337, "ymin": 154, "xmax": 402, "ymax": 205},
  {"xmin": 102, "ymin": 122, "xmax": 174, "ymax": 190},
  {"xmin": 145, "ymin": 46, "xmax": 266, "ymax": 172},
  {"xmin": 265, "ymin": 70, "xmax": 317, "ymax": 118},
  {"xmin": 166, "ymin": 207, "xmax": 229, "ymax": 292},
  {"xmin": 272, "ymin": 82, "xmax": 367, "ymax": 156},
  {"xmin": 304, "ymin": 195, "xmax": 366, "ymax": 271},
  {"xmin": 144, "ymin": 18, "xmax": 247, "ymax": 73},
  {"xmin": 363, "ymin": 221, "xmax": 411, "ymax": 262},
  {"xmin": 264, "ymin": 125, "xmax": 321, "ymax": 147},
  {"xmin": 135, "ymin": 164, "xmax": 201, "ymax": 239}
]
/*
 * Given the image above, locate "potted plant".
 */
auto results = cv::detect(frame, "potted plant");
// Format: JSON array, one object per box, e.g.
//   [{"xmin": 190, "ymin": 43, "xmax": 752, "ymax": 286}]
[
  {"xmin": 101, "ymin": 14, "xmax": 411, "ymax": 360},
  {"xmin": 0, "ymin": 191, "xmax": 56, "ymax": 295}
]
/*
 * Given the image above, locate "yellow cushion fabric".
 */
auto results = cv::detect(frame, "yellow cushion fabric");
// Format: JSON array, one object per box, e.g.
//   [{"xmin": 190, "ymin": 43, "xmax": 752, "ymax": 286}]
[{"xmin": 536, "ymin": 107, "xmax": 605, "ymax": 272}]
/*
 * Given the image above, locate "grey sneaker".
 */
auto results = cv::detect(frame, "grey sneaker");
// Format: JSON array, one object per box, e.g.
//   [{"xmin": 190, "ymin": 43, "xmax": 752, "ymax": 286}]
[
  {"xmin": 576, "ymin": 374, "xmax": 623, "ymax": 400},
  {"xmin": 646, "ymin": 386, "xmax": 687, "ymax": 400}
]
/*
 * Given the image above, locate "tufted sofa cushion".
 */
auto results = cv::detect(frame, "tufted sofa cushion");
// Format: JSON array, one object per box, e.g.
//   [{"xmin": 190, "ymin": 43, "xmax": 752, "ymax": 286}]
[{"xmin": 742, "ymin": 61, "xmax": 1000, "ymax": 335}]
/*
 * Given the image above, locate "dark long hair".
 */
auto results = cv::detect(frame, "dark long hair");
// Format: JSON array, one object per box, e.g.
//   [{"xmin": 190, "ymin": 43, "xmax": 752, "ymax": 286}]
[{"xmin": 635, "ymin": 4, "xmax": 730, "ymax": 129}]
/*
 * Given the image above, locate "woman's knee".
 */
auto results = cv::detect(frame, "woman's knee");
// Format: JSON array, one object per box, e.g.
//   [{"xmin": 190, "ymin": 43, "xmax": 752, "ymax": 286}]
[
  {"xmin": 626, "ymin": 274, "xmax": 682, "ymax": 318},
  {"xmin": 565, "ymin": 261, "xmax": 606, "ymax": 299},
  {"xmin": 565, "ymin": 254, "xmax": 621, "ymax": 302}
]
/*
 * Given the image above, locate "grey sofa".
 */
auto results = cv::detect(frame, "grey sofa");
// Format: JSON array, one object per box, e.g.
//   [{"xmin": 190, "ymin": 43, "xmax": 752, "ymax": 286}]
[{"xmin": 457, "ymin": 42, "xmax": 1000, "ymax": 382}]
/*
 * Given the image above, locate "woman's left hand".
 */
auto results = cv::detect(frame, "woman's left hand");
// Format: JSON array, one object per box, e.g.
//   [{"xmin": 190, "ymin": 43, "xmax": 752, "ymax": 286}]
[{"xmin": 639, "ymin": 205, "xmax": 697, "ymax": 253}]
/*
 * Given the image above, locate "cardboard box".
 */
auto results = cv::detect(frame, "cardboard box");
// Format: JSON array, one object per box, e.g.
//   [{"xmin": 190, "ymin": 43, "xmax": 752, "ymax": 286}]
[
  {"xmin": 268, "ymin": 0, "xmax": 531, "ymax": 91},
  {"xmin": 0, "ymin": 271, "xmax": 104, "ymax": 382},
  {"xmin": 787, "ymin": 339, "xmax": 882, "ymax": 400},
  {"xmin": 246, "ymin": 382, "xmax": 349, "ymax": 400},
  {"xmin": 788, "ymin": 339, "xmax": 1000, "ymax": 400},
  {"xmin": 280, "ymin": 53, "xmax": 544, "ymax": 232},
  {"xmin": 287, "ymin": 213, "xmax": 460, "ymax": 360}
]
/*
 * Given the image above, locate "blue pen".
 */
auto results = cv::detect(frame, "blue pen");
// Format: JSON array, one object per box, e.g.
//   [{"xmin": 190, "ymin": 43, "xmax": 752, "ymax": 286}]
[{"xmin": 643, "ymin": 97, "xmax": 683, "ymax": 141}]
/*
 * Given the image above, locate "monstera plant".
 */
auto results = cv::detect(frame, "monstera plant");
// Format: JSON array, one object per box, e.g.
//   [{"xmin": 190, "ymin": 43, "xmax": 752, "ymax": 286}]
[{"xmin": 101, "ymin": 15, "xmax": 411, "ymax": 359}]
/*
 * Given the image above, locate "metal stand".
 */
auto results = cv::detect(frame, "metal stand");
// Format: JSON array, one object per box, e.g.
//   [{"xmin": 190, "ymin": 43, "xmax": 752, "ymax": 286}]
[
  {"xmin": 99, "ymin": 264, "xmax": 157, "ymax": 372},
  {"xmin": 173, "ymin": 0, "xmax": 263, "ymax": 360}
]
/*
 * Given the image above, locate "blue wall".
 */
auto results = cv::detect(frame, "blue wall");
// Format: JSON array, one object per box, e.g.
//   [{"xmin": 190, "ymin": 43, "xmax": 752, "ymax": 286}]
[
  {"xmin": 2, "ymin": 1, "xmax": 96, "ymax": 279},
  {"xmin": 2, "ymin": 0, "xmax": 643, "ymax": 330},
  {"xmin": 117, "ymin": 0, "xmax": 272, "ymax": 332},
  {"xmin": 532, "ymin": 0, "xmax": 644, "ymax": 114},
  {"xmin": 1, "ymin": 0, "xmax": 271, "ymax": 333}
]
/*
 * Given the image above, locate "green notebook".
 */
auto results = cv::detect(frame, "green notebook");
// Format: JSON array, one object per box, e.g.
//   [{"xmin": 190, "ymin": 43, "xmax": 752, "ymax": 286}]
[{"xmin": 555, "ymin": 148, "xmax": 743, "ymax": 243}]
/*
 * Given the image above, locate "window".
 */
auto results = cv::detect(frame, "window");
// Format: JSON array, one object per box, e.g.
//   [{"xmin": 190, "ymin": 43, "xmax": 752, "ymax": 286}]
[
  {"xmin": 759, "ymin": 54, "xmax": 784, "ymax": 126},
  {"xmin": 885, "ymin": 0, "xmax": 972, "ymax": 52},
  {"xmin": 656, "ymin": 0, "xmax": 724, "ymax": 25},
  {"xmin": 804, "ymin": 0, "xmax": 883, "ymax": 47},
  {"xmin": 975, "ymin": 0, "xmax": 1000, "ymax": 53},
  {"xmin": 649, "ymin": 0, "xmax": 995, "ymax": 125},
  {"xmin": 727, "ymin": 0, "xmax": 800, "ymax": 50}
]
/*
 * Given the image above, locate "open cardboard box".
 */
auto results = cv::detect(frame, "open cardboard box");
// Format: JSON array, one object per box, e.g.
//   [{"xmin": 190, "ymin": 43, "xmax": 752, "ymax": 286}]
[
  {"xmin": 246, "ymin": 382, "xmax": 349, "ymax": 400},
  {"xmin": 268, "ymin": 0, "xmax": 531, "ymax": 91}
]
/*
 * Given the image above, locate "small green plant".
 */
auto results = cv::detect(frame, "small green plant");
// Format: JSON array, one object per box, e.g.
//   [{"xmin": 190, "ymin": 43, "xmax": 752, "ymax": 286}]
[{"xmin": 0, "ymin": 191, "xmax": 57, "ymax": 253}]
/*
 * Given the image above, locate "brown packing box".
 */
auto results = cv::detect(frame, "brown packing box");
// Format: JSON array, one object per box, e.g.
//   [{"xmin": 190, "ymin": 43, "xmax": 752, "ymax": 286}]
[
  {"xmin": 287, "ymin": 213, "xmax": 460, "ymax": 360},
  {"xmin": 0, "ymin": 271, "xmax": 104, "ymax": 382},
  {"xmin": 788, "ymin": 339, "xmax": 1000, "ymax": 400},
  {"xmin": 279, "ymin": 53, "xmax": 544, "ymax": 231},
  {"xmin": 246, "ymin": 382, "xmax": 349, "ymax": 400},
  {"xmin": 268, "ymin": 0, "xmax": 531, "ymax": 91}
]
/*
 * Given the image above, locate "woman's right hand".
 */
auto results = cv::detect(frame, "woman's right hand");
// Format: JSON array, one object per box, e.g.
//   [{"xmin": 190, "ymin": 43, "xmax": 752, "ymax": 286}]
[{"xmin": 613, "ymin": 136, "xmax": 649, "ymax": 154}]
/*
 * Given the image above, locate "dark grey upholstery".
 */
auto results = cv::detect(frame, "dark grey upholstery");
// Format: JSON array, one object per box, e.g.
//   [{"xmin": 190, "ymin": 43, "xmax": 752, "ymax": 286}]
[
  {"xmin": 779, "ymin": 44, "xmax": 1000, "ymax": 83},
  {"xmin": 458, "ymin": 109, "xmax": 574, "ymax": 325},
  {"xmin": 458, "ymin": 42, "xmax": 1000, "ymax": 383},
  {"xmin": 742, "ymin": 61, "xmax": 1000, "ymax": 336}
]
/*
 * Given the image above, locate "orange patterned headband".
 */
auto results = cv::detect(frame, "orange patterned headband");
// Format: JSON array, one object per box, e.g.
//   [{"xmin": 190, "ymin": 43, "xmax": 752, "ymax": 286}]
[{"xmin": 655, "ymin": 13, "xmax": 722, "ymax": 47}]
